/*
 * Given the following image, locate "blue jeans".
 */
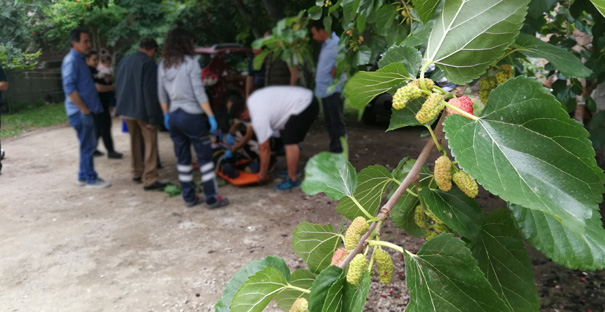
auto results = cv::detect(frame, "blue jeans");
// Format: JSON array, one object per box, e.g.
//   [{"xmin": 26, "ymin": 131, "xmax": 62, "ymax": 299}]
[
  {"xmin": 169, "ymin": 109, "xmax": 217, "ymax": 204},
  {"xmin": 68, "ymin": 112, "xmax": 98, "ymax": 183}
]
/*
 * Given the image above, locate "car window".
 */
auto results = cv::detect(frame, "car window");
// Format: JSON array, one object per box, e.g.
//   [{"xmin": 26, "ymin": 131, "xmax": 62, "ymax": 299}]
[
  {"xmin": 198, "ymin": 53, "xmax": 212, "ymax": 68},
  {"xmin": 224, "ymin": 51, "xmax": 250, "ymax": 73}
]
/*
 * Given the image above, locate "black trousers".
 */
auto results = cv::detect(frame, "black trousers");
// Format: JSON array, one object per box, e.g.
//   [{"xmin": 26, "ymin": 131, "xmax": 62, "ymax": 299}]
[
  {"xmin": 322, "ymin": 92, "xmax": 346, "ymax": 153},
  {"xmin": 94, "ymin": 95, "xmax": 116, "ymax": 153}
]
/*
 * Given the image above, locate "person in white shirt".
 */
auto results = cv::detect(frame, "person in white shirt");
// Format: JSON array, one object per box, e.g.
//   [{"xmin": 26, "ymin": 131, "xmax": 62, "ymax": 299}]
[{"xmin": 230, "ymin": 86, "xmax": 319, "ymax": 191}]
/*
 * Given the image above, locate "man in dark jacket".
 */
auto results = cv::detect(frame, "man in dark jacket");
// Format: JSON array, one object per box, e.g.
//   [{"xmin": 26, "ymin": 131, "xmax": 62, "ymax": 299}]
[{"xmin": 115, "ymin": 37, "xmax": 165, "ymax": 190}]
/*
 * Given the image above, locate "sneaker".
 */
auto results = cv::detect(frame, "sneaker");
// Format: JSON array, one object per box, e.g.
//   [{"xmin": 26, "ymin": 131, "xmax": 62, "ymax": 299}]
[
  {"xmin": 108, "ymin": 151, "xmax": 123, "ymax": 159},
  {"xmin": 85, "ymin": 178, "xmax": 111, "ymax": 189},
  {"xmin": 185, "ymin": 195, "xmax": 204, "ymax": 208},
  {"xmin": 93, "ymin": 150, "xmax": 104, "ymax": 157},
  {"xmin": 143, "ymin": 181, "xmax": 167, "ymax": 191},
  {"xmin": 206, "ymin": 196, "xmax": 229, "ymax": 209},
  {"xmin": 274, "ymin": 177, "xmax": 301, "ymax": 191},
  {"xmin": 132, "ymin": 177, "xmax": 142, "ymax": 184}
]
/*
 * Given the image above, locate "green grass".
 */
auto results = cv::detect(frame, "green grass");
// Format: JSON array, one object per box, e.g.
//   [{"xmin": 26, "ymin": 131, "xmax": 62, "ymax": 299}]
[{"xmin": 1, "ymin": 103, "xmax": 67, "ymax": 137}]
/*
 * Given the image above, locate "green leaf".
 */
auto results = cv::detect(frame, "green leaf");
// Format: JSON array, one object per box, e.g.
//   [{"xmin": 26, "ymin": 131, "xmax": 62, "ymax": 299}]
[
  {"xmin": 405, "ymin": 234, "xmax": 511, "ymax": 312},
  {"xmin": 323, "ymin": 273, "xmax": 345, "ymax": 312},
  {"xmin": 528, "ymin": 0, "xmax": 557, "ymax": 18},
  {"xmin": 591, "ymin": 0, "xmax": 605, "ymax": 16},
  {"xmin": 309, "ymin": 266, "xmax": 345, "ymax": 312},
  {"xmin": 444, "ymin": 76, "xmax": 605, "ymax": 233},
  {"xmin": 356, "ymin": 45, "xmax": 372, "ymax": 65},
  {"xmin": 231, "ymin": 267, "xmax": 288, "ymax": 312},
  {"xmin": 375, "ymin": 4, "xmax": 396, "ymax": 36},
  {"xmin": 292, "ymin": 222, "xmax": 343, "ymax": 274},
  {"xmin": 402, "ymin": 20, "xmax": 435, "ymax": 49},
  {"xmin": 356, "ymin": 0, "xmax": 374, "ymax": 32},
  {"xmin": 253, "ymin": 50, "xmax": 270, "ymax": 71},
  {"xmin": 308, "ymin": 5, "xmax": 323, "ymax": 20},
  {"xmin": 344, "ymin": 63, "xmax": 410, "ymax": 110},
  {"xmin": 342, "ymin": 272, "xmax": 371, "ymax": 312},
  {"xmin": 412, "ymin": 0, "xmax": 441, "ymax": 23},
  {"xmin": 378, "ymin": 44, "xmax": 422, "ymax": 78},
  {"xmin": 421, "ymin": 187, "xmax": 483, "ymax": 240},
  {"xmin": 589, "ymin": 111, "xmax": 605, "ymax": 149},
  {"xmin": 424, "ymin": 0, "xmax": 530, "ymax": 84},
  {"xmin": 275, "ymin": 269, "xmax": 316, "ymax": 311},
  {"xmin": 387, "ymin": 98, "xmax": 428, "ymax": 131},
  {"xmin": 215, "ymin": 256, "xmax": 290, "ymax": 312},
  {"xmin": 302, "ymin": 152, "xmax": 357, "ymax": 200},
  {"xmin": 510, "ymin": 203, "xmax": 605, "ymax": 270},
  {"xmin": 514, "ymin": 33, "xmax": 592, "ymax": 78},
  {"xmin": 390, "ymin": 159, "xmax": 432, "ymax": 237},
  {"xmin": 336, "ymin": 165, "xmax": 393, "ymax": 220},
  {"xmin": 469, "ymin": 209, "xmax": 540, "ymax": 312}
]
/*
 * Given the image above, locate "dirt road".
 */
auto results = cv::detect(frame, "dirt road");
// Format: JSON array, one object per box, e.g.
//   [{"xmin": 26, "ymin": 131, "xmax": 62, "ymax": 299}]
[{"xmin": 1, "ymin": 117, "xmax": 603, "ymax": 311}]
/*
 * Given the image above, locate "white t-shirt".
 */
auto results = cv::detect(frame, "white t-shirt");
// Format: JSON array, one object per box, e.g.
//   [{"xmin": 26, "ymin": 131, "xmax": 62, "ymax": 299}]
[{"xmin": 248, "ymin": 86, "xmax": 314, "ymax": 144}]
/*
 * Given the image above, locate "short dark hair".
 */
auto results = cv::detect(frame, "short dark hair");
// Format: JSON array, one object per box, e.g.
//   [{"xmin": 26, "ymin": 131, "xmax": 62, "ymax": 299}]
[
  {"xmin": 100, "ymin": 55, "xmax": 112, "ymax": 63},
  {"xmin": 86, "ymin": 50, "xmax": 98, "ymax": 59},
  {"xmin": 228, "ymin": 96, "xmax": 246, "ymax": 119},
  {"xmin": 139, "ymin": 37, "xmax": 158, "ymax": 51},
  {"xmin": 309, "ymin": 20, "xmax": 325, "ymax": 31},
  {"xmin": 68, "ymin": 27, "xmax": 90, "ymax": 44}
]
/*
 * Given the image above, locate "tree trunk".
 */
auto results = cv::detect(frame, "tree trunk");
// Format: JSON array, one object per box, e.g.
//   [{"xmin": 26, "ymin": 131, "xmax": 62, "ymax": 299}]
[
  {"xmin": 231, "ymin": 0, "xmax": 262, "ymax": 38},
  {"xmin": 261, "ymin": 0, "xmax": 285, "ymax": 21}
]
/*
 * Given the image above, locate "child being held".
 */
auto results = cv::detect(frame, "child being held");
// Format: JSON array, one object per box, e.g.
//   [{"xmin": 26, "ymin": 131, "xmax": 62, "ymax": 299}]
[{"xmin": 96, "ymin": 54, "xmax": 114, "ymax": 83}]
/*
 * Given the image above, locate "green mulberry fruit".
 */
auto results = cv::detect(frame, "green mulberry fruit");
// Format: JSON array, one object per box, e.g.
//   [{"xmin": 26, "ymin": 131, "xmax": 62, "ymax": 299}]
[
  {"xmin": 344, "ymin": 217, "xmax": 369, "ymax": 250},
  {"xmin": 290, "ymin": 298, "xmax": 309, "ymax": 312},
  {"xmin": 346, "ymin": 254, "xmax": 368, "ymax": 286},
  {"xmin": 496, "ymin": 64, "xmax": 514, "ymax": 85},
  {"xmin": 415, "ymin": 93, "xmax": 445, "ymax": 124},
  {"xmin": 434, "ymin": 156, "xmax": 452, "ymax": 192},
  {"xmin": 392, "ymin": 85, "xmax": 423, "ymax": 110},
  {"xmin": 453, "ymin": 171, "xmax": 478, "ymax": 198},
  {"xmin": 409, "ymin": 78, "xmax": 435, "ymax": 91},
  {"xmin": 373, "ymin": 248, "xmax": 393, "ymax": 285},
  {"xmin": 425, "ymin": 231, "xmax": 438, "ymax": 241},
  {"xmin": 433, "ymin": 220, "xmax": 450, "ymax": 234},
  {"xmin": 479, "ymin": 76, "xmax": 497, "ymax": 105},
  {"xmin": 413, "ymin": 205, "xmax": 428, "ymax": 230}
]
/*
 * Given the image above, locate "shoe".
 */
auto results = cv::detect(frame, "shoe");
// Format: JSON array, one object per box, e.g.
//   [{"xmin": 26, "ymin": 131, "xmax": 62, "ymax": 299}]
[
  {"xmin": 108, "ymin": 151, "xmax": 123, "ymax": 159},
  {"xmin": 157, "ymin": 162, "xmax": 163, "ymax": 169},
  {"xmin": 78, "ymin": 179, "xmax": 86, "ymax": 186},
  {"xmin": 206, "ymin": 196, "xmax": 229, "ymax": 209},
  {"xmin": 274, "ymin": 177, "xmax": 301, "ymax": 191},
  {"xmin": 185, "ymin": 195, "xmax": 204, "ymax": 208},
  {"xmin": 144, "ymin": 181, "xmax": 167, "ymax": 191},
  {"xmin": 93, "ymin": 150, "xmax": 104, "ymax": 157},
  {"xmin": 132, "ymin": 177, "xmax": 142, "ymax": 184},
  {"xmin": 85, "ymin": 178, "xmax": 111, "ymax": 189}
]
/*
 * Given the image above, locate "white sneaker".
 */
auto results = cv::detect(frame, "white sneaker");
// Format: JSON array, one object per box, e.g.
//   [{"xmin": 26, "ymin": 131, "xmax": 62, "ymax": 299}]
[{"xmin": 85, "ymin": 178, "xmax": 111, "ymax": 189}]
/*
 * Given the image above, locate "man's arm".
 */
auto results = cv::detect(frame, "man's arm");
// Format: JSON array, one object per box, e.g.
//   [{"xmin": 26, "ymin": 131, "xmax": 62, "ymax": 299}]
[
  {"xmin": 331, "ymin": 66, "xmax": 337, "ymax": 79},
  {"xmin": 245, "ymin": 76, "xmax": 254, "ymax": 98},
  {"xmin": 0, "ymin": 65, "xmax": 8, "ymax": 90},
  {"xmin": 257, "ymin": 140, "xmax": 271, "ymax": 182},
  {"xmin": 0, "ymin": 81, "xmax": 7, "ymax": 91},
  {"xmin": 231, "ymin": 124, "xmax": 254, "ymax": 152},
  {"xmin": 289, "ymin": 66, "xmax": 299, "ymax": 86},
  {"xmin": 95, "ymin": 84, "xmax": 114, "ymax": 93},
  {"xmin": 68, "ymin": 90, "xmax": 91, "ymax": 114}
]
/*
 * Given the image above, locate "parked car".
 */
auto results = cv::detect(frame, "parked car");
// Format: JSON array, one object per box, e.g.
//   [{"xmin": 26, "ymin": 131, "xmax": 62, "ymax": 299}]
[{"xmin": 195, "ymin": 44, "xmax": 252, "ymax": 131}]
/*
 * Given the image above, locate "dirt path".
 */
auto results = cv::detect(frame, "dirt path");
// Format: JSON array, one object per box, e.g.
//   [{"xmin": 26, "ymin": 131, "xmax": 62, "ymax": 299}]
[{"xmin": 1, "ymin": 117, "xmax": 603, "ymax": 311}]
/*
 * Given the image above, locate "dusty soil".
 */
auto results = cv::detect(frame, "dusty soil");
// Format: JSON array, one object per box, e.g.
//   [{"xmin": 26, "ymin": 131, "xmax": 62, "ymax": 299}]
[{"xmin": 0, "ymin": 116, "xmax": 604, "ymax": 311}]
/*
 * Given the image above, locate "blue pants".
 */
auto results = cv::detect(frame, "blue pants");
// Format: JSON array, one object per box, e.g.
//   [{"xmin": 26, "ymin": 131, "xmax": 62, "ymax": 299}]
[
  {"xmin": 322, "ymin": 92, "xmax": 346, "ymax": 153},
  {"xmin": 169, "ymin": 109, "xmax": 217, "ymax": 204},
  {"xmin": 68, "ymin": 112, "xmax": 98, "ymax": 183}
]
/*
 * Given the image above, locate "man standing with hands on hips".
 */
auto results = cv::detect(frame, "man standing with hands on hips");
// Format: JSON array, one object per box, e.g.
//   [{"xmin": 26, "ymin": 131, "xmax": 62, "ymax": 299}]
[{"xmin": 61, "ymin": 27, "xmax": 110, "ymax": 188}]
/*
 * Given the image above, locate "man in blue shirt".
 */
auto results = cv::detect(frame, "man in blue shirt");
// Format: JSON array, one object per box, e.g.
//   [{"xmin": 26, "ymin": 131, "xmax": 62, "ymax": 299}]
[
  {"xmin": 311, "ymin": 21, "xmax": 347, "ymax": 153},
  {"xmin": 62, "ymin": 27, "xmax": 110, "ymax": 188}
]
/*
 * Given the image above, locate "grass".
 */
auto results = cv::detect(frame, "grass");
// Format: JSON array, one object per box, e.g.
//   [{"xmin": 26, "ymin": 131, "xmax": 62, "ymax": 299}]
[{"xmin": 1, "ymin": 103, "xmax": 67, "ymax": 138}]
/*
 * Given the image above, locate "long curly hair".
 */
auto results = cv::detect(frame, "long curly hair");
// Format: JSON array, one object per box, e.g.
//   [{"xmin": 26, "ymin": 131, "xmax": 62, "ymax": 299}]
[{"xmin": 161, "ymin": 28, "xmax": 195, "ymax": 69}]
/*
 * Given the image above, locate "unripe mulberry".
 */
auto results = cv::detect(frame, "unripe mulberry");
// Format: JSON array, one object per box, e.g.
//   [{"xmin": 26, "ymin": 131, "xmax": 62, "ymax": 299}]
[
  {"xmin": 413, "ymin": 205, "xmax": 428, "ymax": 230},
  {"xmin": 373, "ymin": 248, "xmax": 393, "ymax": 285},
  {"xmin": 415, "ymin": 93, "xmax": 445, "ymax": 124},
  {"xmin": 433, "ymin": 221, "xmax": 450, "ymax": 234},
  {"xmin": 344, "ymin": 217, "xmax": 369, "ymax": 250},
  {"xmin": 290, "ymin": 298, "xmax": 309, "ymax": 312},
  {"xmin": 496, "ymin": 64, "xmax": 514, "ymax": 85},
  {"xmin": 409, "ymin": 78, "xmax": 435, "ymax": 91},
  {"xmin": 331, "ymin": 248, "xmax": 348, "ymax": 266},
  {"xmin": 434, "ymin": 156, "xmax": 452, "ymax": 192},
  {"xmin": 346, "ymin": 254, "xmax": 368, "ymax": 285},
  {"xmin": 479, "ymin": 77, "xmax": 497, "ymax": 104},
  {"xmin": 453, "ymin": 171, "xmax": 478, "ymax": 198},
  {"xmin": 392, "ymin": 85, "xmax": 423, "ymax": 110},
  {"xmin": 446, "ymin": 96, "xmax": 474, "ymax": 118},
  {"xmin": 425, "ymin": 231, "xmax": 438, "ymax": 241}
]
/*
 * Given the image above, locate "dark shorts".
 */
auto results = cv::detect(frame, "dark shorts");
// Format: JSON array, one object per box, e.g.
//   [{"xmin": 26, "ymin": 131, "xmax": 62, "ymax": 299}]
[{"xmin": 282, "ymin": 97, "xmax": 319, "ymax": 145}]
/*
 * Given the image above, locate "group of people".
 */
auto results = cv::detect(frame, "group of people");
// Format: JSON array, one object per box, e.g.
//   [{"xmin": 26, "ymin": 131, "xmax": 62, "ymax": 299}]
[{"xmin": 61, "ymin": 22, "xmax": 346, "ymax": 209}]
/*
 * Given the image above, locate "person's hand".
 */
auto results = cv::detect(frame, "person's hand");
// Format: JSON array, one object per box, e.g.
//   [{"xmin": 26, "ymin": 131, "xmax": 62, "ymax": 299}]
[
  {"xmin": 81, "ymin": 107, "xmax": 91, "ymax": 115},
  {"xmin": 257, "ymin": 171, "xmax": 269, "ymax": 182},
  {"xmin": 163, "ymin": 113, "xmax": 170, "ymax": 130},
  {"xmin": 146, "ymin": 124, "xmax": 157, "ymax": 130},
  {"xmin": 226, "ymin": 133, "xmax": 235, "ymax": 145},
  {"xmin": 208, "ymin": 115, "xmax": 218, "ymax": 134}
]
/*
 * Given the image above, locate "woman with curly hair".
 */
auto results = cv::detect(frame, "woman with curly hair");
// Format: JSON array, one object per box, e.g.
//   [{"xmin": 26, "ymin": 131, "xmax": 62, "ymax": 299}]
[{"xmin": 158, "ymin": 28, "xmax": 229, "ymax": 209}]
